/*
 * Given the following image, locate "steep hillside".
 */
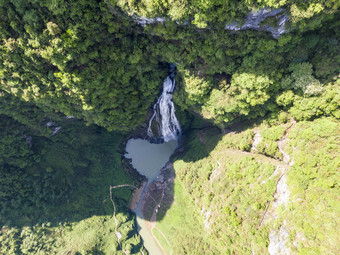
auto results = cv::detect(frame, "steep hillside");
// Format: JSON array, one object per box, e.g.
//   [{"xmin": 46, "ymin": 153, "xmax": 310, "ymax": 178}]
[
  {"xmin": 153, "ymin": 117, "xmax": 339, "ymax": 254},
  {"xmin": 0, "ymin": 1, "xmax": 338, "ymax": 254}
]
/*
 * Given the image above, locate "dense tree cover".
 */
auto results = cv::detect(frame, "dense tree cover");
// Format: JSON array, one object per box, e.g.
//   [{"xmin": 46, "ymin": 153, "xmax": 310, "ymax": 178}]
[
  {"xmin": 0, "ymin": 116, "xmax": 35, "ymax": 169},
  {"xmin": 0, "ymin": 0, "xmax": 166, "ymax": 132},
  {"xmin": 117, "ymin": 1, "xmax": 339, "ymax": 129},
  {"xmin": 0, "ymin": 0, "xmax": 339, "ymax": 254},
  {"xmin": 0, "ymin": 103, "xmax": 145, "ymax": 253},
  {"xmin": 1, "ymin": 0, "xmax": 338, "ymax": 132},
  {"xmin": 171, "ymin": 15, "xmax": 339, "ymax": 127},
  {"xmin": 113, "ymin": 0, "xmax": 339, "ymax": 29}
]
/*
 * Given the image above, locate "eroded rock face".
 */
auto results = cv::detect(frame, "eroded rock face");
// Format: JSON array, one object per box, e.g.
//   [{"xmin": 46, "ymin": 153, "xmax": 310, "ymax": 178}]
[
  {"xmin": 267, "ymin": 173, "xmax": 291, "ymax": 254},
  {"xmin": 275, "ymin": 174, "xmax": 290, "ymax": 208},
  {"xmin": 141, "ymin": 162, "xmax": 175, "ymax": 220},
  {"xmin": 45, "ymin": 120, "xmax": 61, "ymax": 136},
  {"xmin": 134, "ymin": 8, "xmax": 289, "ymax": 39},
  {"xmin": 251, "ymin": 131, "xmax": 262, "ymax": 151},
  {"xmin": 135, "ymin": 16, "xmax": 165, "ymax": 27},
  {"xmin": 267, "ymin": 121, "xmax": 296, "ymax": 255},
  {"xmin": 201, "ymin": 207, "xmax": 212, "ymax": 230},
  {"xmin": 225, "ymin": 8, "xmax": 289, "ymax": 38}
]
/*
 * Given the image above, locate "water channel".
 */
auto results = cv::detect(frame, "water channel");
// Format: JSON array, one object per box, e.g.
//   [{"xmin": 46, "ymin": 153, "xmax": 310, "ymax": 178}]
[{"xmin": 125, "ymin": 138, "xmax": 178, "ymax": 255}]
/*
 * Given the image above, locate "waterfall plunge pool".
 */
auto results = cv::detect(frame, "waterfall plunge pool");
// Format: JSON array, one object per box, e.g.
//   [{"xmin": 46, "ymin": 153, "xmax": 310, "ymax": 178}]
[
  {"xmin": 125, "ymin": 64, "xmax": 180, "ymax": 254},
  {"xmin": 125, "ymin": 138, "xmax": 178, "ymax": 255}
]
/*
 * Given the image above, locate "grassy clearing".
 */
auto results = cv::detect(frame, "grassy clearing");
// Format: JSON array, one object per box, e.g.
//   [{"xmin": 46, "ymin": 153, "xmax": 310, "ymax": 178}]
[
  {"xmin": 155, "ymin": 124, "xmax": 281, "ymax": 254},
  {"xmin": 155, "ymin": 117, "xmax": 339, "ymax": 254},
  {"xmin": 156, "ymin": 180, "xmax": 208, "ymax": 254},
  {"xmin": 152, "ymin": 228, "xmax": 172, "ymax": 255}
]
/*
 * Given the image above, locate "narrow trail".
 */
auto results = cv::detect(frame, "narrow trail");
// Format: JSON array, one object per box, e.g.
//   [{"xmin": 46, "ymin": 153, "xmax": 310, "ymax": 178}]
[
  {"xmin": 109, "ymin": 184, "xmax": 139, "ymax": 255},
  {"xmin": 145, "ymin": 193, "xmax": 159, "ymax": 205},
  {"xmin": 145, "ymin": 185, "xmax": 173, "ymax": 255},
  {"xmin": 150, "ymin": 187, "xmax": 172, "ymax": 255},
  {"xmin": 110, "ymin": 182, "xmax": 171, "ymax": 254},
  {"xmin": 259, "ymin": 119, "xmax": 296, "ymax": 227},
  {"xmin": 258, "ymin": 173, "xmax": 285, "ymax": 228},
  {"xmin": 277, "ymin": 119, "xmax": 296, "ymax": 165},
  {"xmin": 255, "ymin": 119, "xmax": 297, "ymax": 255},
  {"xmin": 210, "ymin": 160, "xmax": 221, "ymax": 182},
  {"xmin": 214, "ymin": 148, "xmax": 282, "ymax": 165},
  {"xmin": 152, "ymin": 227, "xmax": 173, "ymax": 255}
]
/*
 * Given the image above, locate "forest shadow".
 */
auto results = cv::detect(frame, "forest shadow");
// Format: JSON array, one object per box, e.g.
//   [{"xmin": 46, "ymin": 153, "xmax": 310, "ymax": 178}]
[
  {"xmin": 141, "ymin": 161, "xmax": 176, "ymax": 223},
  {"xmin": 179, "ymin": 126, "xmax": 222, "ymax": 164},
  {"xmin": 0, "ymin": 119, "xmax": 140, "ymax": 230},
  {"xmin": 140, "ymin": 125, "xmax": 221, "ymax": 223}
]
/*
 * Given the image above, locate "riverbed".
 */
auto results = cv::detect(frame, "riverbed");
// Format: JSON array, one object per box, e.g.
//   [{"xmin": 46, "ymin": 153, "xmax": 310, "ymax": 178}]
[{"xmin": 125, "ymin": 138, "xmax": 177, "ymax": 255}]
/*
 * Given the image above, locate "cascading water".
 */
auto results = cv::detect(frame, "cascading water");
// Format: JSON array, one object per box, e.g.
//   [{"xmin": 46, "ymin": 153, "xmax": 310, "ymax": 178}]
[
  {"xmin": 124, "ymin": 65, "xmax": 181, "ymax": 254},
  {"xmin": 147, "ymin": 65, "xmax": 181, "ymax": 142}
]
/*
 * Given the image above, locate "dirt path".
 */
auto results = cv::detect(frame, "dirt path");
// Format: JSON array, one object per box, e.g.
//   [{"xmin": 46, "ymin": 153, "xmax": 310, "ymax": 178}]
[
  {"xmin": 277, "ymin": 119, "xmax": 296, "ymax": 165},
  {"xmin": 264, "ymin": 119, "xmax": 296, "ymax": 255},
  {"xmin": 144, "ymin": 185, "xmax": 173, "ymax": 255},
  {"xmin": 109, "ymin": 184, "xmax": 138, "ymax": 255},
  {"xmin": 214, "ymin": 148, "xmax": 282, "ymax": 165},
  {"xmin": 152, "ymin": 227, "xmax": 173, "ymax": 255},
  {"xmin": 257, "ymin": 119, "xmax": 296, "ymax": 227}
]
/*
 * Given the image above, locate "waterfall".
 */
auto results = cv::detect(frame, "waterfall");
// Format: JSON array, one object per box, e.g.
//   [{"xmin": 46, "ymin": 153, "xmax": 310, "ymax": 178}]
[{"xmin": 147, "ymin": 67, "xmax": 181, "ymax": 142}]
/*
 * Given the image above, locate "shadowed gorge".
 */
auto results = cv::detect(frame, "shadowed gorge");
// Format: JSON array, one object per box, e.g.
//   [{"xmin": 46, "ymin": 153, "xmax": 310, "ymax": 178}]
[{"xmin": 0, "ymin": 0, "xmax": 339, "ymax": 254}]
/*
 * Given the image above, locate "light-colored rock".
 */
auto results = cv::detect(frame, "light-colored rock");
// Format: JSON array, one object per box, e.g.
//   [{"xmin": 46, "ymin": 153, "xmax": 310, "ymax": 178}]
[
  {"xmin": 201, "ymin": 207, "xmax": 212, "ymax": 230},
  {"xmin": 51, "ymin": 126, "xmax": 61, "ymax": 136},
  {"xmin": 133, "ymin": 8, "xmax": 289, "ymax": 38},
  {"xmin": 251, "ymin": 131, "xmax": 262, "ymax": 151},
  {"xmin": 210, "ymin": 160, "xmax": 221, "ymax": 182},
  {"xmin": 225, "ymin": 8, "xmax": 289, "ymax": 38},
  {"xmin": 268, "ymin": 223, "xmax": 290, "ymax": 255},
  {"xmin": 46, "ymin": 121, "xmax": 55, "ymax": 127},
  {"xmin": 275, "ymin": 173, "xmax": 290, "ymax": 208}
]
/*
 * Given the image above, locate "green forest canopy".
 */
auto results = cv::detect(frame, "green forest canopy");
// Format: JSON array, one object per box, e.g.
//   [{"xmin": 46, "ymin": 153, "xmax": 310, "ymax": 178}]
[
  {"xmin": 0, "ymin": 0, "xmax": 338, "ymax": 133},
  {"xmin": 0, "ymin": 0, "xmax": 339, "ymax": 254}
]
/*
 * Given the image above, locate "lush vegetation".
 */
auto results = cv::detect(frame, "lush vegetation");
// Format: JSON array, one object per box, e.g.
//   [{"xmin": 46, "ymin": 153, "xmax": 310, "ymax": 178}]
[
  {"xmin": 0, "ymin": 0, "xmax": 166, "ymax": 132},
  {"xmin": 0, "ymin": 0, "xmax": 338, "ymax": 132},
  {"xmin": 176, "ymin": 132, "xmax": 279, "ymax": 254},
  {"xmin": 284, "ymin": 118, "xmax": 339, "ymax": 254},
  {"xmin": 155, "ymin": 126, "xmax": 278, "ymax": 254},
  {"xmin": 0, "ymin": 0, "xmax": 339, "ymax": 254},
  {"xmin": 156, "ymin": 117, "xmax": 339, "ymax": 254},
  {"xmin": 0, "ymin": 105, "xmax": 145, "ymax": 254},
  {"xmin": 114, "ymin": 0, "xmax": 339, "ymax": 29}
]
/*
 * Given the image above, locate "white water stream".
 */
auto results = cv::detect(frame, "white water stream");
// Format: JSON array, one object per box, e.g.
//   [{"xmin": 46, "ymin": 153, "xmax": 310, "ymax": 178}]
[
  {"xmin": 147, "ymin": 75, "xmax": 181, "ymax": 142},
  {"xmin": 125, "ymin": 67, "xmax": 181, "ymax": 254}
]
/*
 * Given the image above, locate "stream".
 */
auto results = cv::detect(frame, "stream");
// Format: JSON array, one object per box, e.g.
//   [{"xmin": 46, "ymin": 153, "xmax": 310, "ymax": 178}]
[
  {"xmin": 125, "ymin": 139, "xmax": 177, "ymax": 255},
  {"xmin": 124, "ymin": 64, "xmax": 180, "ymax": 254}
]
